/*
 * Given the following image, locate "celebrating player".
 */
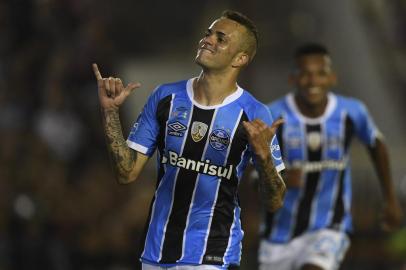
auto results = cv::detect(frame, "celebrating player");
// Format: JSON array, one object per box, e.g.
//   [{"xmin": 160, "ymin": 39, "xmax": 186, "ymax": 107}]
[
  {"xmin": 93, "ymin": 10, "xmax": 286, "ymax": 270},
  {"xmin": 259, "ymin": 43, "xmax": 403, "ymax": 270}
]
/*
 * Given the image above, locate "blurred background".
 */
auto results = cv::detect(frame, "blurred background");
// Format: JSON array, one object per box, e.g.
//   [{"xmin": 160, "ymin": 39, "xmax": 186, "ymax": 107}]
[{"xmin": 1, "ymin": 0, "xmax": 405, "ymax": 269}]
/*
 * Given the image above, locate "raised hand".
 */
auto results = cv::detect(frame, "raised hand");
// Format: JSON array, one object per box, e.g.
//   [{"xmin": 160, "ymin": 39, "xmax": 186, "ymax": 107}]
[
  {"xmin": 243, "ymin": 118, "xmax": 284, "ymax": 161},
  {"xmin": 92, "ymin": 63, "xmax": 141, "ymax": 110}
]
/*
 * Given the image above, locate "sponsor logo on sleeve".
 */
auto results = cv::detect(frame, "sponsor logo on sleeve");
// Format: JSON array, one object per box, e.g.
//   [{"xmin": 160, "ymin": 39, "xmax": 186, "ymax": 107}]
[
  {"xmin": 270, "ymin": 136, "xmax": 282, "ymax": 161},
  {"xmin": 129, "ymin": 122, "xmax": 139, "ymax": 138}
]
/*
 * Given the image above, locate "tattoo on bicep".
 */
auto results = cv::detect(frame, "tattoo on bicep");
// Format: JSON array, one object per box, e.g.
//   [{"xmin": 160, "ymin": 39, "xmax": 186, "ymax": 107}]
[{"xmin": 103, "ymin": 110, "xmax": 136, "ymax": 176}]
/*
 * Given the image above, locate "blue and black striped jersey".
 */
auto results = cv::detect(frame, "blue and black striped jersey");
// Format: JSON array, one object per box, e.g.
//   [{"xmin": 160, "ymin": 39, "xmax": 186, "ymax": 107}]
[
  {"xmin": 127, "ymin": 78, "xmax": 284, "ymax": 268},
  {"xmin": 264, "ymin": 92, "xmax": 379, "ymax": 243}
]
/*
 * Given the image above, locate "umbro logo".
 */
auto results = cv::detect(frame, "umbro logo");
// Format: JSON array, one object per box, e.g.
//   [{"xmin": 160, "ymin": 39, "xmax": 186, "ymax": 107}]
[
  {"xmin": 167, "ymin": 121, "xmax": 187, "ymax": 137},
  {"xmin": 168, "ymin": 121, "xmax": 186, "ymax": 131}
]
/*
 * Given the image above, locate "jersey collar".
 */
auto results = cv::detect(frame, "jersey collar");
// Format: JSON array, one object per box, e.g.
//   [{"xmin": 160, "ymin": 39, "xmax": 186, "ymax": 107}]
[
  {"xmin": 286, "ymin": 92, "xmax": 337, "ymax": 124},
  {"xmin": 186, "ymin": 78, "xmax": 243, "ymax": 110}
]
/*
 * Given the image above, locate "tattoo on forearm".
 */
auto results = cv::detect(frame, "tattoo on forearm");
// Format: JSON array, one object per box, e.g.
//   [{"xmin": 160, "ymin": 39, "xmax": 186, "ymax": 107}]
[
  {"xmin": 257, "ymin": 156, "xmax": 286, "ymax": 211},
  {"xmin": 102, "ymin": 109, "xmax": 135, "ymax": 181}
]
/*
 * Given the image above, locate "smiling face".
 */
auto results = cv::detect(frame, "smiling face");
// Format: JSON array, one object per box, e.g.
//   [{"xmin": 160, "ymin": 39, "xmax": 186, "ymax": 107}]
[
  {"xmin": 195, "ymin": 18, "xmax": 249, "ymax": 71},
  {"xmin": 291, "ymin": 53, "xmax": 337, "ymax": 107}
]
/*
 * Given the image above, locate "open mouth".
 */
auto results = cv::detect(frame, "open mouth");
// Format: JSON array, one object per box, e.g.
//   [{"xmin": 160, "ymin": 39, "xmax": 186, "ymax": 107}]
[
  {"xmin": 308, "ymin": 87, "xmax": 322, "ymax": 94},
  {"xmin": 200, "ymin": 46, "xmax": 214, "ymax": 53}
]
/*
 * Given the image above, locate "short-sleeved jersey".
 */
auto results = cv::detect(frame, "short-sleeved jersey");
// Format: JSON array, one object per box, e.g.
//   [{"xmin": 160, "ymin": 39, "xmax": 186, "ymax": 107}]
[
  {"xmin": 127, "ymin": 78, "xmax": 284, "ymax": 268},
  {"xmin": 264, "ymin": 92, "xmax": 379, "ymax": 243}
]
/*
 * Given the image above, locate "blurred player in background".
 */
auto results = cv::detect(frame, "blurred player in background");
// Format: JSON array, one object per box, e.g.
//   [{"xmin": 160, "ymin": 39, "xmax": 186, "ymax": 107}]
[
  {"xmin": 258, "ymin": 43, "xmax": 403, "ymax": 270},
  {"xmin": 93, "ymin": 10, "xmax": 286, "ymax": 270}
]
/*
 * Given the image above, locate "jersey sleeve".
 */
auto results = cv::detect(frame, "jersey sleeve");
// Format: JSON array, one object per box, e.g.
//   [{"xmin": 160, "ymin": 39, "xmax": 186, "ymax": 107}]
[
  {"xmin": 126, "ymin": 87, "xmax": 161, "ymax": 156},
  {"xmin": 267, "ymin": 101, "xmax": 284, "ymax": 120},
  {"xmin": 251, "ymin": 104, "xmax": 285, "ymax": 173},
  {"xmin": 350, "ymin": 100, "xmax": 380, "ymax": 147}
]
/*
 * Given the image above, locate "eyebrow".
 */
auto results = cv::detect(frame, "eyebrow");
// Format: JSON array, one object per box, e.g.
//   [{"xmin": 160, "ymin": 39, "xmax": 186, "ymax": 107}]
[{"xmin": 207, "ymin": 28, "xmax": 227, "ymax": 38}]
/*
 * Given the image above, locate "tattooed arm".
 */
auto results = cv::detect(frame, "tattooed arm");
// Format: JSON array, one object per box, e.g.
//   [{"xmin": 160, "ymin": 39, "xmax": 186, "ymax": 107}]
[
  {"xmin": 93, "ymin": 64, "xmax": 149, "ymax": 184},
  {"xmin": 256, "ymin": 153, "xmax": 286, "ymax": 212},
  {"xmin": 243, "ymin": 118, "xmax": 286, "ymax": 212},
  {"xmin": 102, "ymin": 108, "xmax": 149, "ymax": 184}
]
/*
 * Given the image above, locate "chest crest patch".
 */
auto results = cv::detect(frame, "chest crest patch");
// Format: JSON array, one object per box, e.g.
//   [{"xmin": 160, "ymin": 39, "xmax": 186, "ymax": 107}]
[{"xmin": 191, "ymin": 121, "xmax": 208, "ymax": 142}]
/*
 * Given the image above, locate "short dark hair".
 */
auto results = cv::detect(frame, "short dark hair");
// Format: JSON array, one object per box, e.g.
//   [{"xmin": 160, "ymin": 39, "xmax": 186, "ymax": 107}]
[
  {"xmin": 221, "ymin": 10, "xmax": 258, "ymax": 61},
  {"xmin": 294, "ymin": 43, "xmax": 329, "ymax": 59},
  {"xmin": 221, "ymin": 10, "xmax": 259, "ymax": 49}
]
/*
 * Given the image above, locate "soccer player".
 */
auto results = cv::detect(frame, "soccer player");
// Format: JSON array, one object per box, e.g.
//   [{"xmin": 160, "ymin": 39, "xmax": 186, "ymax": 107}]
[
  {"xmin": 93, "ymin": 11, "xmax": 286, "ymax": 270},
  {"xmin": 259, "ymin": 43, "xmax": 403, "ymax": 270}
]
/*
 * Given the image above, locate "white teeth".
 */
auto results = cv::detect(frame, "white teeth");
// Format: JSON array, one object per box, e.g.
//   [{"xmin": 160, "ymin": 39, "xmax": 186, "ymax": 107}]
[
  {"xmin": 200, "ymin": 47, "xmax": 213, "ymax": 53},
  {"xmin": 309, "ymin": 87, "xmax": 321, "ymax": 94}
]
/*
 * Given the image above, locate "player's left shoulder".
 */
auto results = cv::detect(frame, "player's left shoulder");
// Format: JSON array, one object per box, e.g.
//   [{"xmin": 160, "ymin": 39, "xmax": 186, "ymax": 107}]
[
  {"xmin": 158, "ymin": 79, "xmax": 188, "ymax": 95},
  {"xmin": 239, "ymin": 90, "xmax": 270, "ymax": 119}
]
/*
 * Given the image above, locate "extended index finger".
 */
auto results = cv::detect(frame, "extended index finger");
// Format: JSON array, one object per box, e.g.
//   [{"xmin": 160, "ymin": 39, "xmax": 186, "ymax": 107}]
[{"xmin": 92, "ymin": 63, "xmax": 103, "ymax": 80}]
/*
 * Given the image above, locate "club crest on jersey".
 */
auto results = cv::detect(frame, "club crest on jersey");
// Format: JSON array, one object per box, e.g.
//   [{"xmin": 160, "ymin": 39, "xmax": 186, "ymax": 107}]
[
  {"xmin": 167, "ymin": 121, "xmax": 187, "ymax": 137},
  {"xmin": 307, "ymin": 131, "xmax": 322, "ymax": 151},
  {"xmin": 191, "ymin": 121, "xmax": 208, "ymax": 142},
  {"xmin": 209, "ymin": 129, "xmax": 230, "ymax": 151}
]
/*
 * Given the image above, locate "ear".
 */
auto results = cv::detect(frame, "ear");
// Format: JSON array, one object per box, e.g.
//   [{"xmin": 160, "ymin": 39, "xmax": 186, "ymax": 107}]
[
  {"xmin": 329, "ymin": 72, "xmax": 338, "ymax": 87},
  {"xmin": 232, "ymin": 52, "xmax": 250, "ymax": 68},
  {"xmin": 288, "ymin": 73, "xmax": 297, "ymax": 87}
]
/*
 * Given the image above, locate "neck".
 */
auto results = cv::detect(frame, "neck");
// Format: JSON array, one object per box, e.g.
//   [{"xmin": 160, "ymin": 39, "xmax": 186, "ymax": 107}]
[
  {"xmin": 193, "ymin": 69, "xmax": 238, "ymax": 106},
  {"xmin": 294, "ymin": 94, "xmax": 329, "ymax": 118}
]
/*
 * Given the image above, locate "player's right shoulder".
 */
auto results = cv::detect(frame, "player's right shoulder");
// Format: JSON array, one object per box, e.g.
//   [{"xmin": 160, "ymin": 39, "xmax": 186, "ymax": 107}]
[
  {"xmin": 151, "ymin": 79, "xmax": 189, "ymax": 99},
  {"xmin": 158, "ymin": 79, "xmax": 188, "ymax": 90}
]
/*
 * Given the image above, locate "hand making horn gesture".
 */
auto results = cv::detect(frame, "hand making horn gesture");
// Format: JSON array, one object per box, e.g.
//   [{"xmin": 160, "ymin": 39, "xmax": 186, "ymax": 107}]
[{"xmin": 92, "ymin": 63, "xmax": 141, "ymax": 110}]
